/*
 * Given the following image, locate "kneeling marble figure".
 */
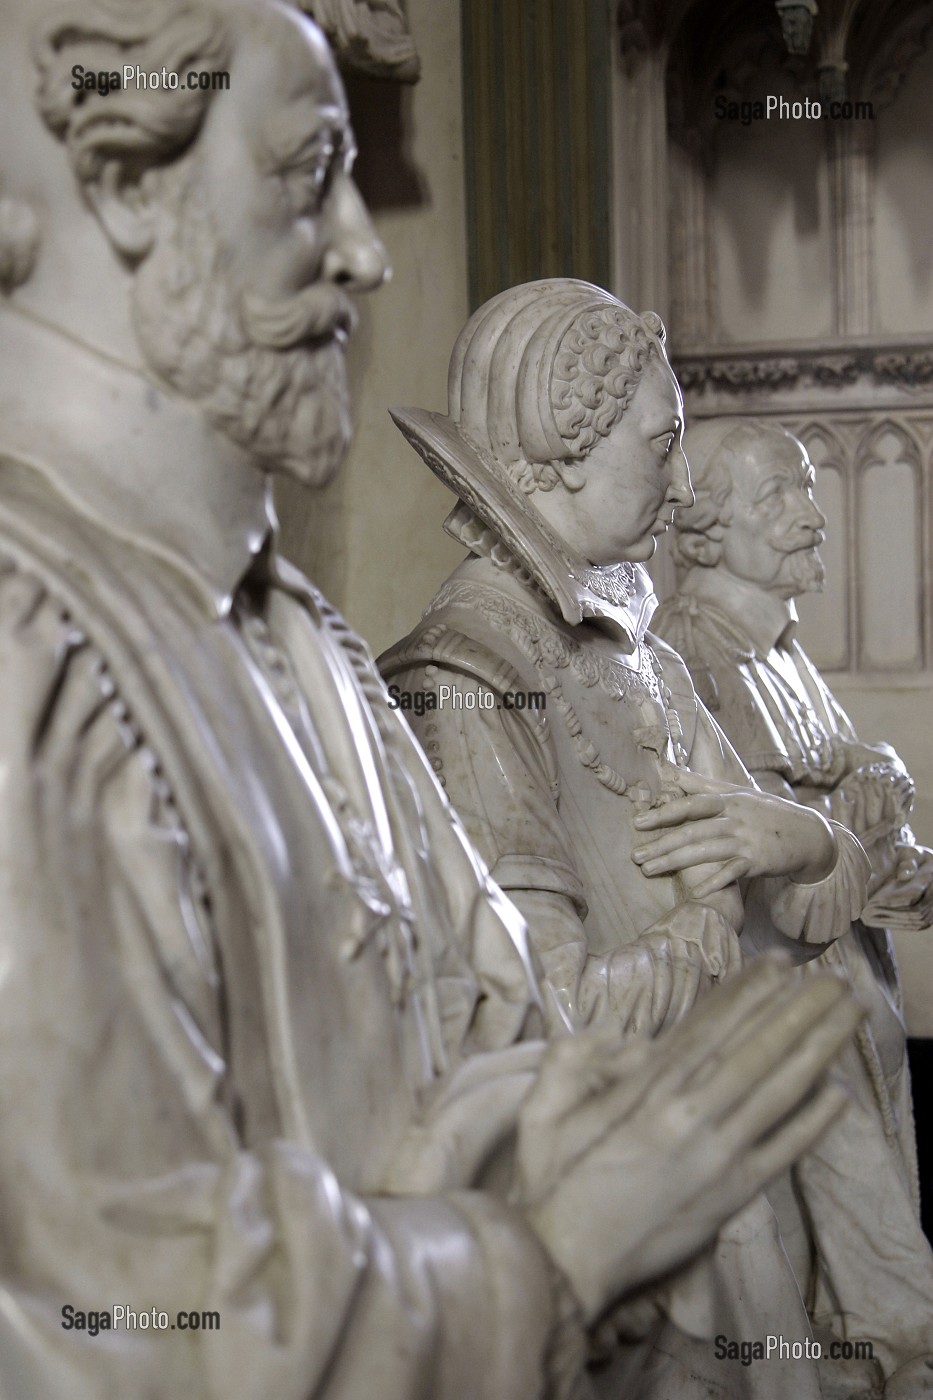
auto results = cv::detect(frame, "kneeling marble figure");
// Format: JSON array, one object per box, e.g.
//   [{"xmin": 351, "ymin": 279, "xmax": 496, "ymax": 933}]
[
  {"xmin": 381, "ymin": 279, "xmax": 873, "ymax": 1399},
  {"xmin": 655, "ymin": 416, "xmax": 933, "ymax": 1395},
  {"xmin": 0, "ymin": 4, "xmax": 867, "ymax": 1397}
]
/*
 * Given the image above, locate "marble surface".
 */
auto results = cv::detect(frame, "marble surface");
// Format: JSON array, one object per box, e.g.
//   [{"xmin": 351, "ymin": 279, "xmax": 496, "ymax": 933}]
[
  {"xmin": 0, "ymin": 7, "xmax": 870, "ymax": 1396},
  {"xmin": 382, "ymin": 279, "xmax": 879, "ymax": 1397},
  {"xmin": 655, "ymin": 414, "xmax": 933, "ymax": 1389}
]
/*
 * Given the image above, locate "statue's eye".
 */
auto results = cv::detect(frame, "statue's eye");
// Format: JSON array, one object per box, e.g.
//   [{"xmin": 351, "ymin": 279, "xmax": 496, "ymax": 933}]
[
  {"xmin": 754, "ymin": 480, "xmax": 787, "ymax": 511},
  {"xmin": 285, "ymin": 146, "xmax": 336, "ymax": 214}
]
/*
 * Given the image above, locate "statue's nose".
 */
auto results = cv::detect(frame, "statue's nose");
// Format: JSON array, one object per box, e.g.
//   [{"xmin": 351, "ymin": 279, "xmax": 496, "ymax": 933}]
[
  {"xmin": 322, "ymin": 174, "xmax": 390, "ymax": 292},
  {"xmin": 667, "ymin": 445, "xmax": 695, "ymax": 508}
]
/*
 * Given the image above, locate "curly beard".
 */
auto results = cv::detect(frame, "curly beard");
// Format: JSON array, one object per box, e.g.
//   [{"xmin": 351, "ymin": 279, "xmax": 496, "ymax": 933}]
[
  {"xmin": 131, "ymin": 159, "xmax": 355, "ymax": 486},
  {"xmin": 778, "ymin": 545, "xmax": 825, "ymax": 596}
]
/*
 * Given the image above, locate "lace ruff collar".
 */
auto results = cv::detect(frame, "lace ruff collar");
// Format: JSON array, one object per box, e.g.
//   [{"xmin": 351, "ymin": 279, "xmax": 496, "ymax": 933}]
[{"xmin": 391, "ymin": 406, "xmax": 658, "ymax": 645}]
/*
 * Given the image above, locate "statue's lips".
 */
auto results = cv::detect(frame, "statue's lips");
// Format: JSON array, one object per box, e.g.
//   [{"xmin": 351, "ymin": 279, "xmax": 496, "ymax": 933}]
[
  {"xmin": 773, "ymin": 529, "xmax": 825, "ymax": 553},
  {"xmin": 240, "ymin": 286, "xmax": 358, "ymax": 350}
]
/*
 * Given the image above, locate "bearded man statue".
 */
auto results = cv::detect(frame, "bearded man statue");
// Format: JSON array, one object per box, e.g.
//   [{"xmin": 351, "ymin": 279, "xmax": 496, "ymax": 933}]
[
  {"xmin": 0, "ymin": 6, "xmax": 867, "ymax": 1397},
  {"xmin": 654, "ymin": 416, "xmax": 933, "ymax": 1397}
]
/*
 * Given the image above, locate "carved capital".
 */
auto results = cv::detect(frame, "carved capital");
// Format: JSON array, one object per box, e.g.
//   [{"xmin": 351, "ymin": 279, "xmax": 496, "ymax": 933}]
[
  {"xmin": 873, "ymin": 352, "xmax": 933, "ymax": 388},
  {"xmin": 616, "ymin": 0, "xmax": 656, "ymax": 74},
  {"xmin": 775, "ymin": 0, "xmax": 819, "ymax": 58},
  {"xmin": 299, "ymin": 0, "xmax": 420, "ymax": 81},
  {"xmin": 858, "ymin": 2, "xmax": 933, "ymax": 113}
]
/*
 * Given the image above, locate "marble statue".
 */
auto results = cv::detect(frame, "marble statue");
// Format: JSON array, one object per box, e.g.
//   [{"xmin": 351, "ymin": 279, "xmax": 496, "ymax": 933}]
[
  {"xmin": 301, "ymin": 0, "xmax": 420, "ymax": 79},
  {"xmin": 379, "ymin": 279, "xmax": 873, "ymax": 1398},
  {"xmin": 654, "ymin": 415, "xmax": 933, "ymax": 1396},
  {"xmin": 0, "ymin": 5, "xmax": 866, "ymax": 1398}
]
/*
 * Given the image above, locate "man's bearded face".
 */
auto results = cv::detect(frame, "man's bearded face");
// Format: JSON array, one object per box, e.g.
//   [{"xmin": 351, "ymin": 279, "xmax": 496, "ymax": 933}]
[
  {"xmin": 720, "ymin": 432, "xmax": 827, "ymax": 599},
  {"xmin": 131, "ymin": 156, "xmax": 356, "ymax": 486},
  {"xmin": 769, "ymin": 531, "xmax": 826, "ymax": 595}
]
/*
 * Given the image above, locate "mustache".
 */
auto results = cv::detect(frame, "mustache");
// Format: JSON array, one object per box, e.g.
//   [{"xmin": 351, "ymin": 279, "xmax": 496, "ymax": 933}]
[
  {"xmin": 239, "ymin": 285, "xmax": 358, "ymax": 350},
  {"xmin": 767, "ymin": 527, "xmax": 825, "ymax": 554}
]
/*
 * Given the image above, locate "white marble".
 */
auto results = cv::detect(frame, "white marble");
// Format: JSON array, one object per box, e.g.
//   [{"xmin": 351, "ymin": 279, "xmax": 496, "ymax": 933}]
[
  {"xmin": 381, "ymin": 278, "xmax": 873, "ymax": 1397},
  {"xmin": 0, "ymin": 5, "xmax": 870, "ymax": 1395},
  {"xmin": 656, "ymin": 414, "xmax": 933, "ymax": 1391},
  {"xmin": 304, "ymin": 0, "xmax": 420, "ymax": 80}
]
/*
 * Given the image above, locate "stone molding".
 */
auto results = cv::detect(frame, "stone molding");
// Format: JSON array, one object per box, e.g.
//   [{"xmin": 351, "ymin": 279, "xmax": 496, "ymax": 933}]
[{"xmin": 675, "ymin": 339, "xmax": 933, "ymax": 413}]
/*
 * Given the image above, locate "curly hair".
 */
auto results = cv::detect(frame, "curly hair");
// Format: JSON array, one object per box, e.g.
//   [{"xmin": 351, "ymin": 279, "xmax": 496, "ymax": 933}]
[
  {"xmin": 670, "ymin": 420, "xmax": 772, "ymax": 571},
  {"xmin": 668, "ymin": 468, "xmax": 735, "ymax": 571},
  {"xmin": 33, "ymin": 1, "xmax": 232, "ymax": 184},
  {"xmin": 505, "ymin": 304, "xmax": 665, "ymax": 495},
  {"xmin": 551, "ymin": 306, "xmax": 666, "ymax": 456}
]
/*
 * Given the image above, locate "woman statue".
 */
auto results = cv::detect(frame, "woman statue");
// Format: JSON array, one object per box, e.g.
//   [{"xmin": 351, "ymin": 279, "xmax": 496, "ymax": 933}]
[{"xmin": 380, "ymin": 279, "xmax": 879, "ymax": 1399}]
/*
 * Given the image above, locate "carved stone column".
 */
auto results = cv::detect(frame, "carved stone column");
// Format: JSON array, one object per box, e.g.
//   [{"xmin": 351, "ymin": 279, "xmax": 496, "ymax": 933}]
[{"xmin": 828, "ymin": 116, "xmax": 875, "ymax": 336}]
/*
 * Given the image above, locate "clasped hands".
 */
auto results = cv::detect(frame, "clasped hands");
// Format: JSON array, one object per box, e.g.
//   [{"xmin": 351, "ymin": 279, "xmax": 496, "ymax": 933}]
[
  {"xmin": 829, "ymin": 758, "xmax": 914, "ymax": 847},
  {"xmin": 615, "ymin": 902, "xmax": 744, "ymax": 1037},
  {"xmin": 383, "ymin": 959, "xmax": 860, "ymax": 1329},
  {"xmin": 631, "ymin": 762, "xmax": 837, "ymax": 898}
]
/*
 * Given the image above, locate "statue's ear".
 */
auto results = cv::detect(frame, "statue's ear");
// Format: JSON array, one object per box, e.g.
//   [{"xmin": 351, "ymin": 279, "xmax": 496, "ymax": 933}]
[
  {"xmin": 676, "ymin": 532, "xmax": 722, "ymax": 568},
  {"xmin": 553, "ymin": 460, "xmax": 586, "ymax": 493},
  {"xmin": 83, "ymin": 159, "xmax": 158, "ymax": 261}
]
